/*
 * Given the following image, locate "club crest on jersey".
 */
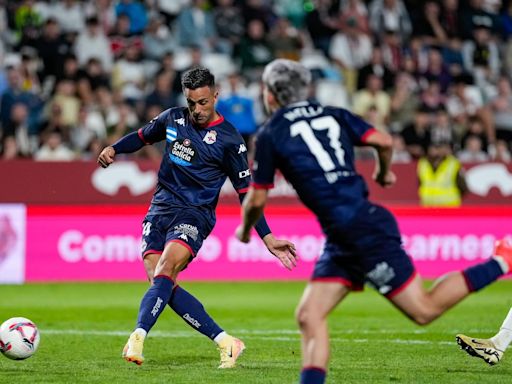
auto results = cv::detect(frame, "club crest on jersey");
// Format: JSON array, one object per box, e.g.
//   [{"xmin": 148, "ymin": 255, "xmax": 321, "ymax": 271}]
[
  {"xmin": 175, "ymin": 118, "xmax": 185, "ymax": 126},
  {"xmin": 203, "ymin": 130, "xmax": 217, "ymax": 144}
]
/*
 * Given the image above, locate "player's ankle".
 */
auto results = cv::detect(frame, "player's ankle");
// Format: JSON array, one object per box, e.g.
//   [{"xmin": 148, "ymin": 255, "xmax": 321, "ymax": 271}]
[{"xmin": 214, "ymin": 331, "xmax": 228, "ymax": 345}]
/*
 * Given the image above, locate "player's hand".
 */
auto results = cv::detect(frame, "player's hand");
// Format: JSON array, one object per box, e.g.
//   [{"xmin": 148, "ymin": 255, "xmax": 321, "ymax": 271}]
[
  {"xmin": 235, "ymin": 224, "xmax": 251, "ymax": 243},
  {"xmin": 97, "ymin": 146, "xmax": 116, "ymax": 168},
  {"xmin": 262, "ymin": 233, "xmax": 297, "ymax": 270},
  {"xmin": 373, "ymin": 170, "xmax": 396, "ymax": 188}
]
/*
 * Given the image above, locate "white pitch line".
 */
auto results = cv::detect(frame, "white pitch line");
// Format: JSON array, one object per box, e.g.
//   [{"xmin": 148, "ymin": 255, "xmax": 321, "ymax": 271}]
[{"xmin": 40, "ymin": 329, "xmax": 459, "ymax": 346}]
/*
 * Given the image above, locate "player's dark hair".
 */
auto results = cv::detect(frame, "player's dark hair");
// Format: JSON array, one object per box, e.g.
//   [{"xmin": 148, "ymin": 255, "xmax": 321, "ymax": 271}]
[{"xmin": 181, "ymin": 67, "xmax": 215, "ymax": 91}]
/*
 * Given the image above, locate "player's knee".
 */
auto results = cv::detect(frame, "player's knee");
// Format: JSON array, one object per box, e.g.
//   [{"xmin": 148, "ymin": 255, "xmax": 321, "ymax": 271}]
[
  {"xmin": 409, "ymin": 308, "xmax": 441, "ymax": 326},
  {"xmin": 295, "ymin": 305, "xmax": 321, "ymax": 331}
]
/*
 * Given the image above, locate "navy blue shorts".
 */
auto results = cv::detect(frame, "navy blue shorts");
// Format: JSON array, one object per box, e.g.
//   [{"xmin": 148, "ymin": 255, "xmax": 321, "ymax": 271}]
[
  {"xmin": 312, "ymin": 203, "xmax": 416, "ymax": 297},
  {"xmin": 141, "ymin": 209, "xmax": 213, "ymax": 260}
]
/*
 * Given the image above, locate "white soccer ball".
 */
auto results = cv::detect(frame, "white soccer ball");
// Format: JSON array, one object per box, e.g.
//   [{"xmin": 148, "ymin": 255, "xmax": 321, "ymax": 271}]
[{"xmin": 0, "ymin": 317, "xmax": 40, "ymax": 360}]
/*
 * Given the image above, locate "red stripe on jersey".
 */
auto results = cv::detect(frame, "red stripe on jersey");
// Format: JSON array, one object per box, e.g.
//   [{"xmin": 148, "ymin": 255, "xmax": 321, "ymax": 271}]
[
  {"xmin": 237, "ymin": 187, "xmax": 249, "ymax": 193},
  {"xmin": 205, "ymin": 114, "xmax": 225, "ymax": 128},
  {"xmin": 251, "ymin": 182, "xmax": 274, "ymax": 190},
  {"xmin": 138, "ymin": 128, "xmax": 151, "ymax": 144},
  {"xmin": 360, "ymin": 127, "xmax": 378, "ymax": 143}
]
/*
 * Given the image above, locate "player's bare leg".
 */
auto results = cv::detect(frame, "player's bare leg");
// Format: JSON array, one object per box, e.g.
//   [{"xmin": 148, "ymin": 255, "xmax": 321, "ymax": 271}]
[
  {"xmin": 296, "ymin": 282, "xmax": 350, "ymax": 383},
  {"xmin": 391, "ymin": 238, "xmax": 512, "ymax": 326}
]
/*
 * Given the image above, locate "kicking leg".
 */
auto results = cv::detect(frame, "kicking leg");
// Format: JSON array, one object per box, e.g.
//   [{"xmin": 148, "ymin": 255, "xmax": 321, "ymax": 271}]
[
  {"xmin": 296, "ymin": 282, "xmax": 350, "ymax": 384},
  {"xmin": 123, "ymin": 242, "xmax": 190, "ymax": 365},
  {"xmin": 390, "ymin": 239, "xmax": 512, "ymax": 325}
]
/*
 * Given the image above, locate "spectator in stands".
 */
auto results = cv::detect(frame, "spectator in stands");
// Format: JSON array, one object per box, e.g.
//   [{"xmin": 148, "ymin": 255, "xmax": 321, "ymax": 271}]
[
  {"xmin": 34, "ymin": 128, "xmax": 75, "ymax": 161},
  {"xmin": 329, "ymin": 17, "xmax": 372, "ymax": 94},
  {"xmin": 115, "ymin": 0, "xmax": 147, "ymax": 35},
  {"xmin": 494, "ymin": 140, "xmax": 512, "ymax": 162},
  {"xmin": 33, "ymin": 18, "xmax": 71, "ymax": 81},
  {"xmin": 145, "ymin": 70, "xmax": 176, "ymax": 113},
  {"xmin": 77, "ymin": 57, "xmax": 110, "ymax": 105},
  {"xmin": 241, "ymin": 0, "xmax": 277, "ymax": 31},
  {"xmin": 75, "ymin": 16, "xmax": 113, "ymax": 73},
  {"xmin": 391, "ymin": 132, "xmax": 412, "ymax": 163},
  {"xmin": 45, "ymin": 78, "xmax": 80, "ymax": 130},
  {"xmin": 217, "ymin": 72, "xmax": 258, "ymax": 146},
  {"xmin": 305, "ymin": 0, "xmax": 339, "ymax": 57},
  {"xmin": 357, "ymin": 46, "xmax": 395, "ymax": 91},
  {"xmin": 52, "ymin": 0, "xmax": 85, "ymax": 35},
  {"xmin": 389, "ymin": 71, "xmax": 420, "ymax": 132},
  {"xmin": 214, "ymin": 0, "xmax": 245, "ymax": 55},
  {"xmin": 269, "ymin": 17, "xmax": 304, "ymax": 61},
  {"xmin": 3, "ymin": 102, "xmax": 33, "ymax": 157},
  {"xmin": 457, "ymin": 134, "xmax": 490, "ymax": 163},
  {"xmin": 70, "ymin": 104, "xmax": 106, "ymax": 153},
  {"xmin": 462, "ymin": 24, "xmax": 500, "ymax": 83},
  {"xmin": 430, "ymin": 107, "xmax": 455, "ymax": 146},
  {"xmin": 177, "ymin": 0, "xmax": 219, "ymax": 53},
  {"xmin": 447, "ymin": 73, "xmax": 495, "ymax": 146},
  {"xmin": 461, "ymin": 0, "xmax": 501, "ymax": 39},
  {"xmin": 111, "ymin": 43, "xmax": 146, "ymax": 105},
  {"xmin": 237, "ymin": 19, "xmax": 274, "ymax": 82},
  {"xmin": 369, "ymin": 0, "xmax": 412, "ymax": 42},
  {"xmin": 419, "ymin": 46, "xmax": 452, "ymax": 94},
  {"xmin": 0, "ymin": 65, "xmax": 41, "ymax": 136},
  {"xmin": 353, "ymin": 73, "xmax": 391, "ymax": 132},
  {"xmin": 142, "ymin": 15, "xmax": 175, "ymax": 62},
  {"xmin": 421, "ymin": 80, "xmax": 446, "ymax": 111},
  {"xmin": 401, "ymin": 104, "xmax": 432, "ymax": 159},
  {"xmin": 380, "ymin": 29, "xmax": 404, "ymax": 73},
  {"xmin": 491, "ymin": 76, "xmax": 512, "ymax": 144},
  {"xmin": 84, "ymin": 0, "xmax": 116, "ymax": 35},
  {"xmin": 338, "ymin": 0, "xmax": 369, "ymax": 35},
  {"xmin": 417, "ymin": 141, "xmax": 467, "ymax": 207}
]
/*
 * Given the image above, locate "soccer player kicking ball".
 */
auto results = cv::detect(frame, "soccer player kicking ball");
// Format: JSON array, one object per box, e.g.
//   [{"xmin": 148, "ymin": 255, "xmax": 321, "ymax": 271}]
[
  {"xmin": 235, "ymin": 59, "xmax": 512, "ymax": 384},
  {"xmin": 98, "ymin": 67, "xmax": 296, "ymax": 368},
  {"xmin": 457, "ymin": 306, "xmax": 512, "ymax": 365}
]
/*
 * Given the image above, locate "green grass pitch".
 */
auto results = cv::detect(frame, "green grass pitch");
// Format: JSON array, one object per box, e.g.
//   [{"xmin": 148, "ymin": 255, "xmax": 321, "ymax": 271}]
[{"xmin": 1, "ymin": 281, "xmax": 511, "ymax": 383}]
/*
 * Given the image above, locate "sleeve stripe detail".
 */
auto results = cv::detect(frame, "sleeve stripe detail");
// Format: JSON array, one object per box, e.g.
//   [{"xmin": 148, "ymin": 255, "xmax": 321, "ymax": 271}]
[
  {"xmin": 251, "ymin": 182, "xmax": 274, "ymax": 190},
  {"xmin": 138, "ymin": 128, "xmax": 151, "ymax": 144},
  {"xmin": 237, "ymin": 187, "xmax": 249, "ymax": 193},
  {"xmin": 360, "ymin": 127, "xmax": 378, "ymax": 143}
]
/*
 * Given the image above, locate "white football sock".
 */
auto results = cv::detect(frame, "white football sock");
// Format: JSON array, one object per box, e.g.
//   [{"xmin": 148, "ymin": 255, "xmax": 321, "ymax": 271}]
[
  {"xmin": 134, "ymin": 328, "xmax": 147, "ymax": 338},
  {"xmin": 490, "ymin": 307, "xmax": 512, "ymax": 351},
  {"xmin": 214, "ymin": 331, "xmax": 228, "ymax": 345}
]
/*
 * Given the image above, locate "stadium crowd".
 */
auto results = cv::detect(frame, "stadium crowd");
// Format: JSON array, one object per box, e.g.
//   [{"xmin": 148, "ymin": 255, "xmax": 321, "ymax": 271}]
[{"xmin": 0, "ymin": 0, "xmax": 512, "ymax": 163}]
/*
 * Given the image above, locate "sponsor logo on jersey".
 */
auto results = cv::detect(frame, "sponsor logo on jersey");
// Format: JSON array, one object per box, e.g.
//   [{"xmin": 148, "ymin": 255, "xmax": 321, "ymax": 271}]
[
  {"xmin": 203, "ymin": 130, "xmax": 217, "ymax": 144},
  {"xmin": 238, "ymin": 143, "xmax": 247, "ymax": 154},
  {"xmin": 174, "ymin": 224, "xmax": 199, "ymax": 241},
  {"xmin": 169, "ymin": 139, "xmax": 197, "ymax": 166},
  {"xmin": 239, "ymin": 169, "xmax": 251, "ymax": 178},
  {"xmin": 175, "ymin": 118, "xmax": 185, "ymax": 126},
  {"xmin": 166, "ymin": 125, "xmax": 177, "ymax": 142}
]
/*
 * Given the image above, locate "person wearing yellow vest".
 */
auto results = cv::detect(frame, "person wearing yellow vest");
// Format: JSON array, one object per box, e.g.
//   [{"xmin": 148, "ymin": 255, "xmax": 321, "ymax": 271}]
[{"xmin": 418, "ymin": 142, "xmax": 467, "ymax": 207}]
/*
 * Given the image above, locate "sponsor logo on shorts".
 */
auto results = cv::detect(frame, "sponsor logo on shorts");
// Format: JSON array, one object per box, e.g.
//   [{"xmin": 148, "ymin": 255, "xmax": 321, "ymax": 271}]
[
  {"xmin": 239, "ymin": 169, "xmax": 251, "ymax": 179},
  {"xmin": 367, "ymin": 262, "xmax": 395, "ymax": 294},
  {"xmin": 174, "ymin": 224, "xmax": 199, "ymax": 241}
]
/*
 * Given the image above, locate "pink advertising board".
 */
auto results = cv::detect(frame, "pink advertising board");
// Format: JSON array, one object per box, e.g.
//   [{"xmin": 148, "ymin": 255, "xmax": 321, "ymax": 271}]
[{"xmin": 25, "ymin": 206, "xmax": 512, "ymax": 282}]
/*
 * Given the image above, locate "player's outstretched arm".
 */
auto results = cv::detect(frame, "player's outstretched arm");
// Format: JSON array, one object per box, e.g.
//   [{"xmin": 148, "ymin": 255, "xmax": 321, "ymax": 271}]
[
  {"xmin": 364, "ymin": 129, "xmax": 396, "ymax": 187},
  {"xmin": 97, "ymin": 146, "xmax": 116, "ymax": 168},
  {"xmin": 97, "ymin": 131, "xmax": 147, "ymax": 168}
]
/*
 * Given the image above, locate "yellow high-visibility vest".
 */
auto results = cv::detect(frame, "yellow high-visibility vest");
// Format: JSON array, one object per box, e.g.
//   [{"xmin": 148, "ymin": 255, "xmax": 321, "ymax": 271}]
[{"xmin": 417, "ymin": 155, "xmax": 462, "ymax": 207}]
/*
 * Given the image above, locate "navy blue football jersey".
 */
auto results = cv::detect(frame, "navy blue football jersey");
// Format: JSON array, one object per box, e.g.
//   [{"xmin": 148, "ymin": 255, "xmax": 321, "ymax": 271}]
[
  {"xmin": 252, "ymin": 100, "xmax": 377, "ymax": 231},
  {"xmin": 139, "ymin": 107, "xmax": 250, "ymax": 224}
]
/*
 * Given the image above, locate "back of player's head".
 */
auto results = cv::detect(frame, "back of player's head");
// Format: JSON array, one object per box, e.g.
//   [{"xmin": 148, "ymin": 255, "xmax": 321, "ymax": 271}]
[
  {"xmin": 181, "ymin": 67, "xmax": 215, "ymax": 91},
  {"xmin": 262, "ymin": 59, "xmax": 312, "ymax": 106}
]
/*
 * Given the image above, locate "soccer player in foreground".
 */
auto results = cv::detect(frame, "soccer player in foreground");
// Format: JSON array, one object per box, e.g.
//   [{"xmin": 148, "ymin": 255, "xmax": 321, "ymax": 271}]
[
  {"xmin": 456, "ymin": 306, "xmax": 512, "ymax": 365},
  {"xmin": 98, "ymin": 67, "xmax": 296, "ymax": 368},
  {"xmin": 235, "ymin": 59, "xmax": 512, "ymax": 384}
]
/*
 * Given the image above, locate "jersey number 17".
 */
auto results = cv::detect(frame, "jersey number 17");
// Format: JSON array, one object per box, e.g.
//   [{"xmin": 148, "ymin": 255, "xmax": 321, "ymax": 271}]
[{"xmin": 290, "ymin": 116, "xmax": 346, "ymax": 171}]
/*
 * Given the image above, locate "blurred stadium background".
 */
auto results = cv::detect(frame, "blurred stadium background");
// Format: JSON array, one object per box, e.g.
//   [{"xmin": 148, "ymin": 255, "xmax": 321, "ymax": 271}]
[{"xmin": 0, "ymin": 0, "xmax": 512, "ymax": 383}]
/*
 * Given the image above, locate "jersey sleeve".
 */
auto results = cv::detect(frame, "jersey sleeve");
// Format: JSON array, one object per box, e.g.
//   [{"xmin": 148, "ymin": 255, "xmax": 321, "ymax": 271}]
[
  {"xmin": 336, "ymin": 108, "xmax": 377, "ymax": 146},
  {"xmin": 223, "ymin": 137, "xmax": 251, "ymax": 193},
  {"xmin": 138, "ymin": 109, "xmax": 169, "ymax": 144},
  {"xmin": 251, "ymin": 128, "xmax": 276, "ymax": 189}
]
